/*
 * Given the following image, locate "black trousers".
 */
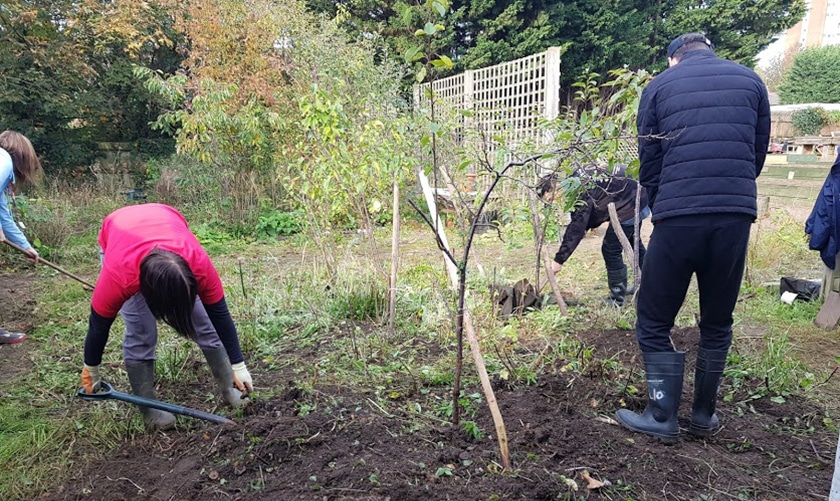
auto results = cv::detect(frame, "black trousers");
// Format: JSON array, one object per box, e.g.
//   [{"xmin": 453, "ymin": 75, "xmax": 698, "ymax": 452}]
[
  {"xmin": 636, "ymin": 214, "xmax": 752, "ymax": 353},
  {"xmin": 602, "ymin": 223, "xmax": 647, "ymax": 273}
]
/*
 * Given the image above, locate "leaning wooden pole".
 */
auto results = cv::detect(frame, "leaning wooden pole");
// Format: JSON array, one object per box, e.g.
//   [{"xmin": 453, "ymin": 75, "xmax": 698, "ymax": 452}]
[
  {"xmin": 417, "ymin": 169, "xmax": 512, "ymax": 471},
  {"xmin": 607, "ymin": 202, "xmax": 635, "ymax": 266}
]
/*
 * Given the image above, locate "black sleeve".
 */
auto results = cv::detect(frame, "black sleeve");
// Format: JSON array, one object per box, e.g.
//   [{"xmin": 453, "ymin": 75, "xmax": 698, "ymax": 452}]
[
  {"xmin": 754, "ymin": 82, "xmax": 771, "ymax": 178},
  {"xmin": 203, "ymin": 296, "xmax": 244, "ymax": 364},
  {"xmin": 84, "ymin": 307, "xmax": 116, "ymax": 366},
  {"xmin": 637, "ymin": 86, "xmax": 662, "ymax": 207},
  {"xmin": 554, "ymin": 202, "xmax": 593, "ymax": 265}
]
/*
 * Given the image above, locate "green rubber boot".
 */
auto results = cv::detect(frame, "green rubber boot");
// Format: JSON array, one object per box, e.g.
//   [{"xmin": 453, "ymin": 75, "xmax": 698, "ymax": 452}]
[{"xmin": 125, "ymin": 361, "xmax": 176, "ymax": 431}]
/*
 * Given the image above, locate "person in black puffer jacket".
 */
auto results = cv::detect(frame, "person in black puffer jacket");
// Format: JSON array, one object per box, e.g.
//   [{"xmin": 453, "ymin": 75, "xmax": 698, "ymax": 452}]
[
  {"xmin": 541, "ymin": 164, "xmax": 649, "ymax": 307},
  {"xmin": 615, "ymin": 33, "xmax": 771, "ymax": 443}
]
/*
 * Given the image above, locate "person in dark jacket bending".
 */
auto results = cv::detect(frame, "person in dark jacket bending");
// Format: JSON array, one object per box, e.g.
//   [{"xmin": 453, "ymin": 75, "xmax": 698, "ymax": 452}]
[
  {"xmin": 542, "ymin": 164, "xmax": 649, "ymax": 306},
  {"xmin": 615, "ymin": 33, "xmax": 770, "ymax": 443}
]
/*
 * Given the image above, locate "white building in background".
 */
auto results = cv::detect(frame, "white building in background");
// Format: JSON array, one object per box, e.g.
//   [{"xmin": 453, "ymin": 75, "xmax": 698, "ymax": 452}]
[
  {"xmin": 785, "ymin": 0, "xmax": 840, "ymax": 49},
  {"xmin": 758, "ymin": 0, "xmax": 840, "ymax": 69}
]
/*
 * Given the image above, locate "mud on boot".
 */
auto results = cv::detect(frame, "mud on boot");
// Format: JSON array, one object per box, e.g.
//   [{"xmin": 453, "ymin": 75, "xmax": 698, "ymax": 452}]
[
  {"xmin": 202, "ymin": 347, "xmax": 244, "ymax": 408},
  {"xmin": 125, "ymin": 361, "xmax": 176, "ymax": 431},
  {"xmin": 689, "ymin": 348, "xmax": 728, "ymax": 437},
  {"xmin": 615, "ymin": 351, "xmax": 685, "ymax": 443}
]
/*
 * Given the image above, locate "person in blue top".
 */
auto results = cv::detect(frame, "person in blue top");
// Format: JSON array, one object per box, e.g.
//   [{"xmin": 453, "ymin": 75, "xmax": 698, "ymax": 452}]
[{"xmin": 0, "ymin": 131, "xmax": 42, "ymax": 344}]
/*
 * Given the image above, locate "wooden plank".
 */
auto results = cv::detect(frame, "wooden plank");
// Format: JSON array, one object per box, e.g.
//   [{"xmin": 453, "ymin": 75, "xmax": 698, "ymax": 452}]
[{"xmin": 814, "ymin": 290, "xmax": 840, "ymax": 329}]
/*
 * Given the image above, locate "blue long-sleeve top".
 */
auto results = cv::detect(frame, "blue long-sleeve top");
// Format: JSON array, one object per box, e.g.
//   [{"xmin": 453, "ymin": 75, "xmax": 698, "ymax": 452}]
[{"xmin": 0, "ymin": 148, "xmax": 32, "ymax": 250}]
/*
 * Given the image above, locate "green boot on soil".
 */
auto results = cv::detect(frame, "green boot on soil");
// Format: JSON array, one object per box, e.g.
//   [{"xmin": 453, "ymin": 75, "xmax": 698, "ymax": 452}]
[
  {"xmin": 689, "ymin": 348, "xmax": 728, "ymax": 437},
  {"xmin": 615, "ymin": 351, "xmax": 685, "ymax": 443},
  {"xmin": 202, "ymin": 347, "xmax": 244, "ymax": 408},
  {"xmin": 125, "ymin": 361, "xmax": 176, "ymax": 431}
]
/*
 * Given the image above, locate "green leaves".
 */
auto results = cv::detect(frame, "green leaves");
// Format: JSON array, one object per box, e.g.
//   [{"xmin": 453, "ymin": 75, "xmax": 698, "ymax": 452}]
[
  {"xmin": 431, "ymin": 55, "xmax": 453, "ymax": 69},
  {"xmin": 778, "ymin": 45, "xmax": 840, "ymax": 104},
  {"xmin": 405, "ymin": 46, "xmax": 424, "ymax": 64}
]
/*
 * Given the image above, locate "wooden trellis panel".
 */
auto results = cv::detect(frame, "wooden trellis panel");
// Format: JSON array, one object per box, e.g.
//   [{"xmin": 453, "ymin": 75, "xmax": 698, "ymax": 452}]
[{"xmin": 414, "ymin": 47, "xmax": 562, "ymax": 198}]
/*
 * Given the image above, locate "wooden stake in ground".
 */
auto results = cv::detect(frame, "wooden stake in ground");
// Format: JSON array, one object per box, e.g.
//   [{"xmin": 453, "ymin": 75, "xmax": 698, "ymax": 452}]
[
  {"xmin": 388, "ymin": 176, "xmax": 400, "ymax": 335},
  {"xmin": 632, "ymin": 180, "xmax": 642, "ymax": 290},
  {"xmin": 830, "ymin": 429, "xmax": 840, "ymax": 501},
  {"xmin": 417, "ymin": 169, "xmax": 512, "ymax": 471}
]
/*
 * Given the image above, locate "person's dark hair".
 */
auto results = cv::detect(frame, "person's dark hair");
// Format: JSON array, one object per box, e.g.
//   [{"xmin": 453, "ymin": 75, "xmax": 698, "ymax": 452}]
[
  {"xmin": 672, "ymin": 41, "xmax": 712, "ymax": 60},
  {"xmin": 667, "ymin": 32, "xmax": 714, "ymax": 61},
  {"xmin": 139, "ymin": 249, "xmax": 198, "ymax": 339},
  {"xmin": 536, "ymin": 174, "xmax": 557, "ymax": 198}
]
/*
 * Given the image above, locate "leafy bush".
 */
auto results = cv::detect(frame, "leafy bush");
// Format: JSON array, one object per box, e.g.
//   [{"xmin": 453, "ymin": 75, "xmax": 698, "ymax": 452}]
[
  {"xmin": 790, "ymin": 107, "xmax": 830, "ymax": 136},
  {"xmin": 15, "ymin": 199, "xmax": 74, "ymax": 261},
  {"xmin": 778, "ymin": 46, "xmax": 840, "ymax": 104},
  {"xmin": 256, "ymin": 209, "xmax": 304, "ymax": 239}
]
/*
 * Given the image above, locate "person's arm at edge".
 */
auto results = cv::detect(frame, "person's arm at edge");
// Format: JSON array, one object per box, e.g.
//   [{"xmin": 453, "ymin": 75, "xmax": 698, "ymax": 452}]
[
  {"xmin": 0, "ymin": 159, "xmax": 32, "ymax": 250},
  {"xmin": 83, "ymin": 307, "xmax": 115, "ymax": 366},
  {"xmin": 554, "ymin": 202, "xmax": 593, "ymax": 266},
  {"xmin": 203, "ymin": 297, "xmax": 244, "ymax": 365},
  {"xmin": 754, "ymin": 80, "xmax": 771, "ymax": 178},
  {"xmin": 637, "ymin": 87, "xmax": 662, "ymax": 206}
]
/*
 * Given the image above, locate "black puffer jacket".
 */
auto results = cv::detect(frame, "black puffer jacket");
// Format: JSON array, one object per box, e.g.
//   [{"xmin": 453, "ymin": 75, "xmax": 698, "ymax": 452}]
[
  {"xmin": 553, "ymin": 166, "xmax": 647, "ymax": 265},
  {"xmin": 637, "ymin": 50, "xmax": 771, "ymax": 221}
]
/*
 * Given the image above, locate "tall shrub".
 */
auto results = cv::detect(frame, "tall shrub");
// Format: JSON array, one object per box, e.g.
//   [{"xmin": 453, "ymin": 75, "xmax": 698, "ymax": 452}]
[{"xmin": 778, "ymin": 46, "xmax": 840, "ymax": 104}]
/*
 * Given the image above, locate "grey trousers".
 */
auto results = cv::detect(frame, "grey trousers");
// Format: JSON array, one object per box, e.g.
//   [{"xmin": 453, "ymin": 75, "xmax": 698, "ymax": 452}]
[{"xmin": 120, "ymin": 294, "xmax": 223, "ymax": 363}]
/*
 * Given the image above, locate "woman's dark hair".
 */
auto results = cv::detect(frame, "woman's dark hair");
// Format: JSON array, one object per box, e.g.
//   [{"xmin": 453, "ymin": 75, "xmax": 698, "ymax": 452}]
[
  {"xmin": 536, "ymin": 174, "xmax": 558, "ymax": 198},
  {"xmin": 0, "ymin": 130, "xmax": 42, "ymax": 186},
  {"xmin": 139, "ymin": 249, "xmax": 198, "ymax": 339}
]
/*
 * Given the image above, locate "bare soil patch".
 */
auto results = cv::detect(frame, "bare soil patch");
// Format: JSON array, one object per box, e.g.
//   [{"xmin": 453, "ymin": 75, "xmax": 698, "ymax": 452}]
[
  {"xmin": 0, "ymin": 270, "xmax": 37, "ymax": 385},
  {"xmin": 37, "ymin": 328, "xmax": 836, "ymax": 501}
]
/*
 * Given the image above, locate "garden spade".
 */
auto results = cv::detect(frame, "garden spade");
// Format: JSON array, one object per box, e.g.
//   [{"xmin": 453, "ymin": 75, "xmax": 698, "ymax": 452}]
[{"xmin": 77, "ymin": 381, "xmax": 235, "ymax": 425}]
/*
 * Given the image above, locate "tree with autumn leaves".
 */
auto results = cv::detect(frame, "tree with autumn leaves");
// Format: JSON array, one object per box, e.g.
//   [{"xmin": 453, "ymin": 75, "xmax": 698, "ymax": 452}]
[{"xmin": 0, "ymin": 0, "xmax": 182, "ymax": 171}]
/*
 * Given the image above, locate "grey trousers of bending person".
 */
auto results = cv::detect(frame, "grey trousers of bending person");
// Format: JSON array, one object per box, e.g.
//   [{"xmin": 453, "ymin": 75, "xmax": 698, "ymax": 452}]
[
  {"xmin": 635, "ymin": 214, "xmax": 752, "ymax": 353},
  {"xmin": 120, "ymin": 293, "xmax": 223, "ymax": 363}
]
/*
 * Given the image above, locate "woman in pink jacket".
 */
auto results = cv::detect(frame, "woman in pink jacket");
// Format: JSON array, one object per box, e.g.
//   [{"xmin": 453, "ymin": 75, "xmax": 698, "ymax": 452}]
[{"xmin": 81, "ymin": 203, "xmax": 253, "ymax": 430}]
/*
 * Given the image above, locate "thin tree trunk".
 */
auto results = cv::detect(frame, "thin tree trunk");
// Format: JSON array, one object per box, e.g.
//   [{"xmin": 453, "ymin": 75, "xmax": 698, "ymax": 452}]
[
  {"xmin": 416, "ymin": 168, "xmax": 511, "ymax": 471},
  {"xmin": 527, "ymin": 190, "xmax": 567, "ymax": 314}
]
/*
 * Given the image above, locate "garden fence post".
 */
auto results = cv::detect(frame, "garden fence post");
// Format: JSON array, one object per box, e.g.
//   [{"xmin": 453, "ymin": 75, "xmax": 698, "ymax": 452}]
[{"xmin": 543, "ymin": 47, "xmax": 561, "ymax": 121}]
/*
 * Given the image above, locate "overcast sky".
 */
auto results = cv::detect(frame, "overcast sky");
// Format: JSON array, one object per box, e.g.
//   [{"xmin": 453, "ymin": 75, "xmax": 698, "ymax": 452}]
[{"xmin": 756, "ymin": 36, "xmax": 786, "ymax": 70}]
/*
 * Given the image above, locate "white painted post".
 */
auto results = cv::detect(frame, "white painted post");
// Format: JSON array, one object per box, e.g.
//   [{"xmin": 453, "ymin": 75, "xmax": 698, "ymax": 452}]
[
  {"xmin": 543, "ymin": 47, "xmax": 562, "ymax": 121},
  {"xmin": 463, "ymin": 70, "xmax": 474, "ymax": 114},
  {"xmin": 830, "ymin": 430, "xmax": 839, "ymax": 501}
]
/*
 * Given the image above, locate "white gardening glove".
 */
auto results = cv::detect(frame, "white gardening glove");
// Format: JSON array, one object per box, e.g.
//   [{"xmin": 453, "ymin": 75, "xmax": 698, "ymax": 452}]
[
  {"xmin": 231, "ymin": 362, "xmax": 253, "ymax": 394},
  {"xmin": 81, "ymin": 364, "xmax": 101, "ymax": 394}
]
